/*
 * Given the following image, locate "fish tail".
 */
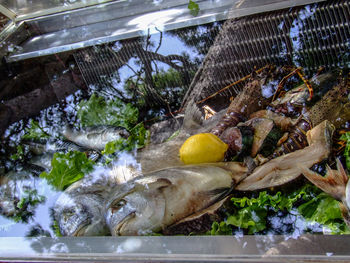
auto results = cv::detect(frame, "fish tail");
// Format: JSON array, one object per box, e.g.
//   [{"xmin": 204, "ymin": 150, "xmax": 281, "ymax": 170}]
[
  {"xmin": 299, "ymin": 159, "xmax": 348, "ymax": 202},
  {"xmin": 182, "ymin": 100, "xmax": 203, "ymax": 132}
]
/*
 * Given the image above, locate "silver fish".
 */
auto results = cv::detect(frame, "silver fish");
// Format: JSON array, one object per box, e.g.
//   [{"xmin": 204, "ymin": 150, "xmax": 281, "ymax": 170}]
[
  {"xmin": 23, "ymin": 139, "xmax": 87, "ymax": 155},
  {"xmin": 105, "ymin": 162, "xmax": 247, "ymax": 236},
  {"xmin": 54, "ymin": 166, "xmax": 139, "ymax": 236},
  {"xmin": 63, "ymin": 125, "xmax": 130, "ymax": 151},
  {"xmin": 28, "ymin": 153, "xmax": 53, "ymax": 171}
]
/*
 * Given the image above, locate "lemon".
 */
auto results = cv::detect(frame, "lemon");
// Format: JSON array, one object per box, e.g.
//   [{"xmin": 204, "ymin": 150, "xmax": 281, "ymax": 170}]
[{"xmin": 179, "ymin": 133, "xmax": 229, "ymax": 164}]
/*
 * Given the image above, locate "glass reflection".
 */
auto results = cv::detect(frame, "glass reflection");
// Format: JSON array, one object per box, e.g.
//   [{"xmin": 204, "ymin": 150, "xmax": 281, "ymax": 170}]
[{"xmin": 0, "ymin": 1, "xmax": 349, "ymax": 244}]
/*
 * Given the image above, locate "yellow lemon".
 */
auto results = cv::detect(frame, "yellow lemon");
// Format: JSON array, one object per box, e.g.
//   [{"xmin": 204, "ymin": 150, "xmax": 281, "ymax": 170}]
[{"xmin": 179, "ymin": 133, "xmax": 229, "ymax": 164}]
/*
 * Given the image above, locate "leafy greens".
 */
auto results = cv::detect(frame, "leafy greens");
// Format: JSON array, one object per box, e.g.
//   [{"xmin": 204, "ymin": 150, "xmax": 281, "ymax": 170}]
[
  {"xmin": 40, "ymin": 151, "xmax": 94, "ymax": 191},
  {"xmin": 77, "ymin": 94, "xmax": 149, "ymax": 156},
  {"xmin": 210, "ymin": 184, "xmax": 349, "ymax": 235},
  {"xmin": 77, "ymin": 93, "xmax": 138, "ymax": 130},
  {"xmin": 340, "ymin": 132, "xmax": 350, "ymax": 171}
]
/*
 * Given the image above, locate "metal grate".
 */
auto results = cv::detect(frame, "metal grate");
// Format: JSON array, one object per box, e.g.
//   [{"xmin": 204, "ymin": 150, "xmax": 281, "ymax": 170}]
[
  {"xmin": 183, "ymin": 0, "xmax": 350, "ymax": 106},
  {"xmin": 73, "ymin": 0, "xmax": 350, "ymax": 109}
]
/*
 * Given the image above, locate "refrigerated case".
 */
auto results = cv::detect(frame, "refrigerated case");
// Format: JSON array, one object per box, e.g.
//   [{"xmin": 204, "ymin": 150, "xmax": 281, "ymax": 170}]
[{"xmin": 1, "ymin": 0, "xmax": 350, "ymax": 262}]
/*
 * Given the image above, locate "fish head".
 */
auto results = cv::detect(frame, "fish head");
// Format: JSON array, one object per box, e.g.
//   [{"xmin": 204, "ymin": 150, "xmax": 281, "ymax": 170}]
[
  {"xmin": 105, "ymin": 178, "xmax": 168, "ymax": 235},
  {"xmin": 54, "ymin": 192, "xmax": 108, "ymax": 236}
]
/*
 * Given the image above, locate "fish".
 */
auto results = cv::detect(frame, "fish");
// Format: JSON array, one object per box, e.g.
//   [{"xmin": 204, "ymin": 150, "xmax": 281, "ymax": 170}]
[
  {"xmin": 236, "ymin": 120, "xmax": 334, "ymax": 191},
  {"xmin": 105, "ymin": 162, "xmax": 248, "ymax": 236},
  {"xmin": 53, "ymin": 165, "xmax": 140, "ymax": 236},
  {"xmin": 23, "ymin": 139, "xmax": 87, "ymax": 155},
  {"xmin": 63, "ymin": 125, "xmax": 130, "ymax": 151},
  {"xmin": 300, "ymin": 159, "xmax": 350, "ymax": 227},
  {"xmin": 28, "ymin": 152, "xmax": 54, "ymax": 171}
]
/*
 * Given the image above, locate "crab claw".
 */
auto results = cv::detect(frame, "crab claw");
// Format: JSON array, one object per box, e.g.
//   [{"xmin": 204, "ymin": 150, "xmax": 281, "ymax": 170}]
[{"xmin": 300, "ymin": 159, "xmax": 350, "ymax": 227}]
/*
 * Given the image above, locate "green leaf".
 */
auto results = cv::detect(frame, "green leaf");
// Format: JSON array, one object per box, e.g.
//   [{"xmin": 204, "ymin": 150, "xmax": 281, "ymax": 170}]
[
  {"xmin": 208, "ymin": 184, "xmax": 335, "ymax": 235},
  {"xmin": 298, "ymin": 192, "xmax": 349, "ymax": 234},
  {"xmin": 102, "ymin": 123, "xmax": 149, "ymax": 155},
  {"xmin": 77, "ymin": 94, "xmax": 138, "ymax": 130},
  {"xmin": 40, "ymin": 151, "xmax": 94, "ymax": 191},
  {"xmin": 166, "ymin": 130, "xmax": 180, "ymax": 142},
  {"xmin": 10, "ymin": 145, "xmax": 24, "ymax": 161},
  {"xmin": 52, "ymin": 220, "xmax": 62, "ymax": 237},
  {"xmin": 22, "ymin": 120, "xmax": 50, "ymax": 140},
  {"xmin": 209, "ymin": 221, "xmax": 233, "ymax": 235},
  {"xmin": 188, "ymin": 0, "xmax": 200, "ymax": 16},
  {"xmin": 226, "ymin": 207, "xmax": 267, "ymax": 234},
  {"xmin": 17, "ymin": 189, "xmax": 45, "ymax": 209},
  {"xmin": 340, "ymin": 132, "xmax": 350, "ymax": 171}
]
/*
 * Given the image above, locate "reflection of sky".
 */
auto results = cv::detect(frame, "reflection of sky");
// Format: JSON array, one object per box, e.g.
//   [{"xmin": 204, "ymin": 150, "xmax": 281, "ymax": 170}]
[
  {"xmin": 290, "ymin": 5, "xmax": 316, "ymax": 66},
  {"xmin": 0, "ymin": 179, "xmax": 59, "ymax": 237},
  {"xmin": 115, "ymin": 32, "xmax": 199, "ymax": 98}
]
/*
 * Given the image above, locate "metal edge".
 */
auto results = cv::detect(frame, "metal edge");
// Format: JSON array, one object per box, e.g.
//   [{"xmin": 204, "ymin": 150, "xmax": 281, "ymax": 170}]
[
  {"xmin": 13, "ymin": 0, "xmax": 114, "ymax": 22},
  {"xmin": 13, "ymin": 0, "xmax": 190, "ymax": 23},
  {"xmin": 5, "ymin": 0, "xmax": 327, "ymax": 62},
  {"xmin": 0, "ymin": 4, "xmax": 16, "ymax": 20},
  {"xmin": 0, "ymin": 235, "xmax": 350, "ymax": 262}
]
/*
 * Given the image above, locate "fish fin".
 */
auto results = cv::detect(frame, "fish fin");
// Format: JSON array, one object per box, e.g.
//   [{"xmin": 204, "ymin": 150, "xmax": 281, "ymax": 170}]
[
  {"xmin": 182, "ymin": 100, "xmax": 203, "ymax": 132},
  {"xmin": 203, "ymin": 162, "xmax": 248, "ymax": 184},
  {"xmin": 339, "ymin": 202, "xmax": 350, "ymax": 228},
  {"xmin": 299, "ymin": 160, "xmax": 348, "ymax": 201},
  {"xmin": 171, "ymin": 196, "xmax": 229, "ymax": 225},
  {"xmin": 205, "ymin": 187, "xmax": 232, "ymax": 197},
  {"xmin": 149, "ymin": 178, "xmax": 173, "ymax": 190}
]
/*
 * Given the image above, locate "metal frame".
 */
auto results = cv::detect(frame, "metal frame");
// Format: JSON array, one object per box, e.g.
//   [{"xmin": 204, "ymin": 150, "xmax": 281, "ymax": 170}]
[
  {"xmin": 1, "ymin": 235, "xmax": 350, "ymax": 262},
  {"xmin": 0, "ymin": 0, "xmax": 325, "ymax": 62}
]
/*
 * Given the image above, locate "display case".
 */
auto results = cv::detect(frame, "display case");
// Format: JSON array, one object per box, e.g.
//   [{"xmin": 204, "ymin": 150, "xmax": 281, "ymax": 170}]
[{"xmin": 1, "ymin": 0, "xmax": 350, "ymax": 262}]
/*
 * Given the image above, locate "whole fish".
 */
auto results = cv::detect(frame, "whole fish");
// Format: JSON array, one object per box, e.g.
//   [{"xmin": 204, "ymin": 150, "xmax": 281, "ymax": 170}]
[
  {"xmin": 105, "ymin": 162, "xmax": 247, "ymax": 236},
  {"xmin": 63, "ymin": 125, "xmax": 130, "ymax": 151},
  {"xmin": 23, "ymin": 139, "xmax": 87, "ymax": 155},
  {"xmin": 54, "ymin": 165, "xmax": 139, "ymax": 236}
]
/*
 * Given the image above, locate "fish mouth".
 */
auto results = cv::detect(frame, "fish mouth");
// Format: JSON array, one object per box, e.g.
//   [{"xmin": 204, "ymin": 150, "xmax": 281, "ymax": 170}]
[
  {"xmin": 113, "ymin": 212, "xmax": 135, "ymax": 236},
  {"xmin": 73, "ymin": 221, "xmax": 90, "ymax": 236},
  {"xmin": 65, "ymin": 218, "xmax": 91, "ymax": 236}
]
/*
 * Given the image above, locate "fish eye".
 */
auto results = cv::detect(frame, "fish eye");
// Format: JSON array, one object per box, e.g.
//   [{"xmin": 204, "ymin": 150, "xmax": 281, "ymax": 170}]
[{"xmin": 111, "ymin": 199, "xmax": 127, "ymax": 212}]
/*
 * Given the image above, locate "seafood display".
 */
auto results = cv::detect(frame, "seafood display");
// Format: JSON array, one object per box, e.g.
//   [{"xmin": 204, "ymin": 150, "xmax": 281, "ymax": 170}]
[{"xmin": 0, "ymin": 64, "xmax": 349, "ymax": 238}]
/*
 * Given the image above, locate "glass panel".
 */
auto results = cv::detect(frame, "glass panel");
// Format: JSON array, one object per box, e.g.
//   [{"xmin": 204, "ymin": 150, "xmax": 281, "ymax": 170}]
[
  {"xmin": 0, "ymin": 0, "xmax": 113, "ymax": 20},
  {"xmin": 0, "ymin": 0, "xmax": 350, "ymax": 262}
]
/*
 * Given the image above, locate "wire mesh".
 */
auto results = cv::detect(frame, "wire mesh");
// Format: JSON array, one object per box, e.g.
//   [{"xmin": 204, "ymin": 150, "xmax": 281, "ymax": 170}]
[{"xmin": 74, "ymin": 0, "xmax": 350, "ymax": 109}]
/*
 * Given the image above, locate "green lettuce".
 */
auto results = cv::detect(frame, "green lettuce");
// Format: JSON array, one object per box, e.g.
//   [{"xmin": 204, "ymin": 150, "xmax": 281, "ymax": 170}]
[
  {"xmin": 77, "ymin": 94, "xmax": 138, "ymax": 129},
  {"xmin": 340, "ymin": 132, "xmax": 350, "ymax": 171},
  {"xmin": 22, "ymin": 120, "xmax": 50, "ymax": 140},
  {"xmin": 209, "ymin": 184, "xmax": 349, "ymax": 235},
  {"xmin": 11, "ymin": 189, "xmax": 46, "ymax": 223},
  {"xmin": 40, "ymin": 151, "xmax": 94, "ymax": 191},
  {"xmin": 298, "ymin": 192, "xmax": 350, "ymax": 234},
  {"xmin": 102, "ymin": 123, "xmax": 149, "ymax": 155}
]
